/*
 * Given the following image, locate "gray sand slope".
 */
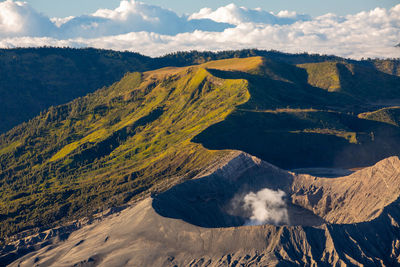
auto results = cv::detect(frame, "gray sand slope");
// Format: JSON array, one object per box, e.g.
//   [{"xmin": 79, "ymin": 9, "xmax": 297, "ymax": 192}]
[{"xmin": 9, "ymin": 152, "xmax": 400, "ymax": 266}]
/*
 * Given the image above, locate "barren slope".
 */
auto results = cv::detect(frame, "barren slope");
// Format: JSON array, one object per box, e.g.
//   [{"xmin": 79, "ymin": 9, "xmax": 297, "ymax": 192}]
[
  {"xmin": 292, "ymin": 156, "xmax": 400, "ymax": 224},
  {"xmin": 8, "ymin": 153, "xmax": 400, "ymax": 266}
]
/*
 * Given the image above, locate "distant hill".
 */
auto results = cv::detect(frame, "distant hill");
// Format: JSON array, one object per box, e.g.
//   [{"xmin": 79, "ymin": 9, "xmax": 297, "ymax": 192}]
[
  {"xmin": 0, "ymin": 48, "xmax": 153, "ymax": 133},
  {"xmin": 298, "ymin": 61, "xmax": 400, "ymax": 100},
  {"xmin": 0, "ymin": 47, "xmax": 399, "ymax": 133}
]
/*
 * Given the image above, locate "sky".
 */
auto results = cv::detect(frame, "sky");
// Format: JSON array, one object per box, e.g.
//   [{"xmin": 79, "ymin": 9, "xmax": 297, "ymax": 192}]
[
  {"xmin": 23, "ymin": 0, "xmax": 399, "ymax": 17},
  {"xmin": 0, "ymin": 0, "xmax": 399, "ymax": 59}
]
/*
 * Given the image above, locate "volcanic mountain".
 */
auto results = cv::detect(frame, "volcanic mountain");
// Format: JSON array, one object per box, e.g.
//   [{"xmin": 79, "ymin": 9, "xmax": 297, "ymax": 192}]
[
  {"xmin": 7, "ymin": 152, "xmax": 400, "ymax": 266},
  {"xmin": 2, "ymin": 53, "xmax": 400, "ymax": 265}
]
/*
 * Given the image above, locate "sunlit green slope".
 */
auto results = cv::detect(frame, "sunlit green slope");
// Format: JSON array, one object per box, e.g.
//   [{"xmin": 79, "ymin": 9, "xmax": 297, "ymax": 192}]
[{"xmin": 0, "ymin": 57, "xmax": 257, "ymax": 239}]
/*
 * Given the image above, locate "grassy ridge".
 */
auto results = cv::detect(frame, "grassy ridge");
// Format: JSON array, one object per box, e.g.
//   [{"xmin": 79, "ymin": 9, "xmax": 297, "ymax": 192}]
[
  {"xmin": 0, "ymin": 58, "xmax": 254, "ymax": 239},
  {"xmin": 298, "ymin": 62, "xmax": 341, "ymax": 92},
  {"xmin": 0, "ymin": 47, "xmax": 399, "ymax": 134},
  {"xmin": 359, "ymin": 107, "xmax": 400, "ymax": 126}
]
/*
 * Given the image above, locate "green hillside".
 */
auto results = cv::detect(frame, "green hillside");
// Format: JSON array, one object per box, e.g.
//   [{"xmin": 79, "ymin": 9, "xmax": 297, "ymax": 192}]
[
  {"xmin": 0, "ymin": 48, "xmax": 399, "ymax": 134},
  {"xmin": 0, "ymin": 57, "xmax": 256, "ymax": 240},
  {"xmin": 372, "ymin": 58, "xmax": 400, "ymax": 76},
  {"xmin": 358, "ymin": 107, "xmax": 400, "ymax": 126},
  {"xmin": 0, "ymin": 48, "xmax": 152, "ymax": 133},
  {"xmin": 1, "ymin": 54, "xmax": 400, "ymax": 242},
  {"xmin": 298, "ymin": 62, "xmax": 342, "ymax": 91},
  {"xmin": 298, "ymin": 61, "xmax": 400, "ymax": 99}
]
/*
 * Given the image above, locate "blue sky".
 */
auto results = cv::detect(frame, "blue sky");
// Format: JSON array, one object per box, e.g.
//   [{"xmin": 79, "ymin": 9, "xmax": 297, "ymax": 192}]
[{"xmin": 24, "ymin": 0, "xmax": 399, "ymax": 17}]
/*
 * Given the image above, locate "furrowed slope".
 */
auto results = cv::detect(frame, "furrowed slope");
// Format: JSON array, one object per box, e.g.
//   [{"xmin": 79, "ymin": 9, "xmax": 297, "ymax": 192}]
[{"xmin": 0, "ymin": 57, "xmax": 261, "ymax": 240}]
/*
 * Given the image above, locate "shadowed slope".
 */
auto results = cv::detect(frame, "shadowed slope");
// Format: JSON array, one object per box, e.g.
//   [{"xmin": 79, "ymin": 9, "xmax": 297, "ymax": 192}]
[
  {"xmin": 299, "ymin": 61, "xmax": 400, "ymax": 100},
  {"xmin": 194, "ymin": 61, "xmax": 400, "ymax": 169},
  {"xmin": 7, "ymin": 153, "xmax": 400, "ymax": 267},
  {"xmin": 153, "ymin": 152, "xmax": 324, "ymax": 228},
  {"xmin": 0, "ymin": 48, "xmax": 153, "ymax": 133}
]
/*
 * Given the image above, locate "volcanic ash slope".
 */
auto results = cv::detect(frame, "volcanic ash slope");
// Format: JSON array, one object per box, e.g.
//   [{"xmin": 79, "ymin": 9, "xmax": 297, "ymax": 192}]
[{"xmin": 10, "ymin": 152, "xmax": 400, "ymax": 266}]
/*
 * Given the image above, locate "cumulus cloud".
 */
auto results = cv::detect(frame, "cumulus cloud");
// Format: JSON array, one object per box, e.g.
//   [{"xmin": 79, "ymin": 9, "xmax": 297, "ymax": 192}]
[
  {"xmin": 0, "ymin": 1, "xmax": 399, "ymax": 59},
  {"xmin": 242, "ymin": 188, "xmax": 289, "ymax": 226},
  {"xmin": 0, "ymin": 0, "xmax": 55, "ymax": 37},
  {"xmin": 0, "ymin": 0, "xmax": 232, "ymax": 38},
  {"xmin": 189, "ymin": 3, "xmax": 310, "ymax": 25},
  {"xmin": 56, "ymin": 0, "xmax": 232, "ymax": 37}
]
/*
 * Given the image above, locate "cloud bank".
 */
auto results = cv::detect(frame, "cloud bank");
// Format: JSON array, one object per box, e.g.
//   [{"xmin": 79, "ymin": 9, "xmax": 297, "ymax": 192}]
[
  {"xmin": 242, "ymin": 188, "xmax": 289, "ymax": 226},
  {"xmin": 189, "ymin": 3, "xmax": 311, "ymax": 25},
  {"xmin": 0, "ymin": 0, "xmax": 399, "ymax": 59}
]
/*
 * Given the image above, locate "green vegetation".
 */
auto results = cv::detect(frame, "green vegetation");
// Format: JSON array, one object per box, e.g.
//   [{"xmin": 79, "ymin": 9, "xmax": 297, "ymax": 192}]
[
  {"xmin": 359, "ymin": 107, "xmax": 400, "ymax": 126},
  {"xmin": 0, "ymin": 58, "xmax": 253, "ymax": 240},
  {"xmin": 298, "ymin": 62, "xmax": 341, "ymax": 91},
  {"xmin": 1, "ymin": 51, "xmax": 400, "ymax": 243},
  {"xmin": 299, "ymin": 61, "xmax": 400, "ymax": 100},
  {"xmin": 194, "ymin": 108, "xmax": 400, "ymax": 168},
  {"xmin": 0, "ymin": 141, "xmax": 22, "ymax": 156},
  {"xmin": 371, "ymin": 58, "xmax": 400, "ymax": 76},
  {"xmin": 0, "ymin": 48, "xmax": 152, "ymax": 133},
  {"xmin": 0, "ymin": 47, "xmax": 398, "ymax": 133}
]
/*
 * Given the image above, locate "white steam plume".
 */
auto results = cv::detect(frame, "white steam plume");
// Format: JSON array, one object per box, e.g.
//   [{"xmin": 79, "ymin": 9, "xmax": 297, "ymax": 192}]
[{"xmin": 243, "ymin": 188, "xmax": 289, "ymax": 226}]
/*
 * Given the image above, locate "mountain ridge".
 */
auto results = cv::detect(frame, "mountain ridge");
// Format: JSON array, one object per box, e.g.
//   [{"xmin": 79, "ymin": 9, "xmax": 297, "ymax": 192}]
[
  {"xmin": 2, "ymin": 54, "xmax": 400, "ymax": 264},
  {"xmin": 0, "ymin": 47, "xmax": 399, "ymax": 133}
]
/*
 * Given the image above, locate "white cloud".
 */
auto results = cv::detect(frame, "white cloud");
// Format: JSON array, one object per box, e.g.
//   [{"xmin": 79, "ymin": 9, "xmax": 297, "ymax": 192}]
[
  {"xmin": 56, "ymin": 0, "xmax": 232, "ymax": 37},
  {"xmin": 189, "ymin": 3, "xmax": 310, "ymax": 25},
  {"xmin": 0, "ymin": 0, "xmax": 232, "ymax": 38},
  {"xmin": 50, "ymin": 16, "xmax": 74, "ymax": 27},
  {"xmin": 0, "ymin": 0, "xmax": 55, "ymax": 37},
  {"xmin": 0, "ymin": 1, "xmax": 399, "ymax": 59}
]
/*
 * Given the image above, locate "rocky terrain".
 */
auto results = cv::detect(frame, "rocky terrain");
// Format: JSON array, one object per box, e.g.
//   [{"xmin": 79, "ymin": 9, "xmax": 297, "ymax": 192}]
[{"xmin": 8, "ymin": 151, "xmax": 400, "ymax": 266}]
